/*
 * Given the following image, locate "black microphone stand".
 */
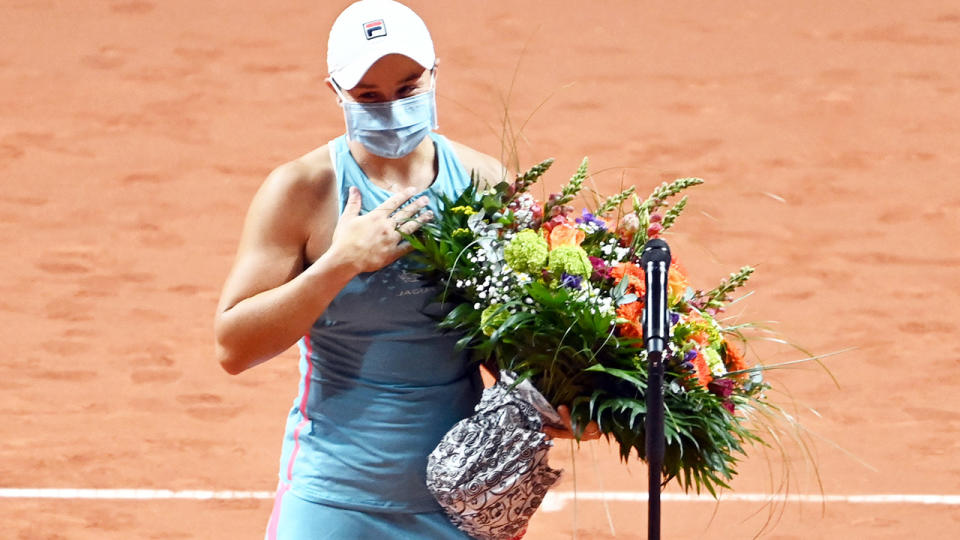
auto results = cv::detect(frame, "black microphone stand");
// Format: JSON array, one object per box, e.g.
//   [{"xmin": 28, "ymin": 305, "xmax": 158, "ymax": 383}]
[{"xmin": 641, "ymin": 239, "xmax": 671, "ymax": 540}]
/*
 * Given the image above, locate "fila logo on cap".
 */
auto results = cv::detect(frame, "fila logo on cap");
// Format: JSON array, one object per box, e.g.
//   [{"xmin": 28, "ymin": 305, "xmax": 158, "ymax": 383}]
[{"xmin": 363, "ymin": 19, "xmax": 386, "ymax": 40}]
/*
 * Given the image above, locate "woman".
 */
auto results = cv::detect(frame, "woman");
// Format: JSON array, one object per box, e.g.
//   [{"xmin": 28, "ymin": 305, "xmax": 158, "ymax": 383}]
[{"xmin": 215, "ymin": 1, "xmax": 596, "ymax": 538}]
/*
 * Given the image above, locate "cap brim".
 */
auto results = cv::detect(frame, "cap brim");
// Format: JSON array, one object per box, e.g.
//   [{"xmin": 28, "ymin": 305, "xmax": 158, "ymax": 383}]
[{"xmin": 331, "ymin": 49, "xmax": 434, "ymax": 90}]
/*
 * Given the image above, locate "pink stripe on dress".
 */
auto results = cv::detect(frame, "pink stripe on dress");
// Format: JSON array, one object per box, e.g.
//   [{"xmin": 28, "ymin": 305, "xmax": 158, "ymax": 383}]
[
  {"xmin": 265, "ymin": 481, "xmax": 290, "ymax": 540},
  {"xmin": 286, "ymin": 336, "xmax": 314, "ymax": 482}
]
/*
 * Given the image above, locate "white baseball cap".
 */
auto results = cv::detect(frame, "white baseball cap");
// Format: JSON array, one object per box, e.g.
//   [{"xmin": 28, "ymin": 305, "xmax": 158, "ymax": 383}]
[{"xmin": 327, "ymin": 0, "xmax": 436, "ymax": 90}]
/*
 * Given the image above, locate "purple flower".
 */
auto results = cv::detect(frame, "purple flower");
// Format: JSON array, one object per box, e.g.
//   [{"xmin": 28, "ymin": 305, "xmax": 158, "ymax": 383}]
[
  {"xmin": 575, "ymin": 208, "xmax": 607, "ymax": 230},
  {"xmin": 560, "ymin": 273, "xmax": 583, "ymax": 289},
  {"xmin": 684, "ymin": 349, "xmax": 698, "ymax": 362},
  {"xmin": 670, "ymin": 311, "xmax": 680, "ymax": 325}
]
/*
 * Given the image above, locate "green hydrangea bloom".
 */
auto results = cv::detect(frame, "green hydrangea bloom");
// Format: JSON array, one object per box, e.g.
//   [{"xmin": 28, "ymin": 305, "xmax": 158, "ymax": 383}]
[
  {"xmin": 503, "ymin": 230, "xmax": 548, "ymax": 274},
  {"xmin": 480, "ymin": 304, "xmax": 509, "ymax": 336},
  {"xmin": 701, "ymin": 347, "xmax": 726, "ymax": 376},
  {"xmin": 547, "ymin": 245, "xmax": 592, "ymax": 278}
]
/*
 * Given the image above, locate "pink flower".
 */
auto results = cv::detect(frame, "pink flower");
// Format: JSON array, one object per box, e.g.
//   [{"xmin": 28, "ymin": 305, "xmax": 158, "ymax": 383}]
[
  {"xmin": 589, "ymin": 256, "xmax": 612, "ymax": 280},
  {"xmin": 618, "ymin": 213, "xmax": 640, "ymax": 233},
  {"xmin": 542, "ymin": 215, "xmax": 569, "ymax": 235}
]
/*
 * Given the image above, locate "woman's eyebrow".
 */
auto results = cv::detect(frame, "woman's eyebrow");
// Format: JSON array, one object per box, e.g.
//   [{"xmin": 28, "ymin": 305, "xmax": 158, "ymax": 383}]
[
  {"xmin": 397, "ymin": 71, "xmax": 425, "ymax": 84},
  {"xmin": 352, "ymin": 71, "xmax": 423, "ymax": 90}
]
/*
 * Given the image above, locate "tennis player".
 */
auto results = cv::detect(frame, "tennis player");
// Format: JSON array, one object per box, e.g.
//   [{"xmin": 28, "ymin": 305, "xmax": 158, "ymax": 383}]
[{"xmin": 214, "ymin": 1, "xmax": 597, "ymax": 537}]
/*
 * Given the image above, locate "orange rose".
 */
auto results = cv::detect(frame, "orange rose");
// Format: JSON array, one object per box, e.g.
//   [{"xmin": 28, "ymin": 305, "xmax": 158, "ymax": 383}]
[
  {"xmin": 548, "ymin": 223, "xmax": 585, "ymax": 249},
  {"xmin": 667, "ymin": 260, "xmax": 690, "ymax": 302}
]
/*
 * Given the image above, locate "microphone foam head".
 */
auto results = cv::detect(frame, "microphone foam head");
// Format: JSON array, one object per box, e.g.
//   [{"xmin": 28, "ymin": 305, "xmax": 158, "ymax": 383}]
[{"xmin": 640, "ymin": 238, "xmax": 671, "ymax": 266}]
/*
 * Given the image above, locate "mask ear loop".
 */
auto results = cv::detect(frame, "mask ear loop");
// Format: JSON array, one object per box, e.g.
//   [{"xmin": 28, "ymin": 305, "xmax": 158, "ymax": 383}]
[
  {"xmin": 328, "ymin": 77, "xmax": 356, "ymax": 142},
  {"xmin": 428, "ymin": 66, "xmax": 439, "ymax": 130},
  {"xmin": 327, "ymin": 77, "xmax": 350, "ymax": 106}
]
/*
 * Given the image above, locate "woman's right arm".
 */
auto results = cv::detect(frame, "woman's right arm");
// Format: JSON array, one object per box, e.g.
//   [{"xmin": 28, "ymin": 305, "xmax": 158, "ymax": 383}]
[{"xmin": 214, "ymin": 162, "xmax": 430, "ymax": 374}]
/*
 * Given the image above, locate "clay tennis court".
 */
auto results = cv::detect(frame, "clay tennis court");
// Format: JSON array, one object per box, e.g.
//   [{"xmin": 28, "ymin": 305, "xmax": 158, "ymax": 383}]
[{"xmin": 2, "ymin": 1, "xmax": 958, "ymax": 538}]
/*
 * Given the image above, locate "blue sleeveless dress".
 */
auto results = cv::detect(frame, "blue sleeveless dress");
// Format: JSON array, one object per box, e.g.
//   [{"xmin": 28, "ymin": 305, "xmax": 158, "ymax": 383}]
[{"xmin": 266, "ymin": 133, "xmax": 482, "ymax": 539}]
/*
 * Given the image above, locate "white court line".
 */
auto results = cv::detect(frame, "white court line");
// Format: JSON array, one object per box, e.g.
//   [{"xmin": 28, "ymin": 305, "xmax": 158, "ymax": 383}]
[
  {"xmin": 0, "ymin": 489, "xmax": 275, "ymax": 500},
  {"xmin": 1, "ymin": 489, "xmax": 958, "ymax": 511},
  {"xmin": 538, "ymin": 492, "xmax": 960, "ymax": 512}
]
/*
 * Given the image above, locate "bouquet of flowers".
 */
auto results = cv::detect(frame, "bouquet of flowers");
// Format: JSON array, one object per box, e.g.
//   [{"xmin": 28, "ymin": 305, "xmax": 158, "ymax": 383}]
[{"xmin": 408, "ymin": 158, "xmax": 781, "ymax": 496}]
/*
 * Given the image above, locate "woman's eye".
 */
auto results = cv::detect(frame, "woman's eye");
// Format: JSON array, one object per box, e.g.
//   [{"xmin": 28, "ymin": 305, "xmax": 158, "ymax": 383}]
[{"xmin": 397, "ymin": 85, "xmax": 418, "ymax": 97}]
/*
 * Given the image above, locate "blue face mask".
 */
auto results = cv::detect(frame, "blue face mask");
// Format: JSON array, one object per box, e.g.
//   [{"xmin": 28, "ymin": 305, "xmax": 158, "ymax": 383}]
[{"xmin": 333, "ymin": 76, "xmax": 438, "ymax": 159}]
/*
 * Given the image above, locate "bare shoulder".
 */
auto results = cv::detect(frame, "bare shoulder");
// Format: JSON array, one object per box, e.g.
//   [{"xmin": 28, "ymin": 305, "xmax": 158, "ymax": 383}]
[
  {"xmin": 217, "ymin": 145, "xmax": 337, "ymax": 314},
  {"xmin": 446, "ymin": 139, "xmax": 509, "ymax": 187},
  {"xmin": 261, "ymin": 146, "xmax": 335, "ymax": 210},
  {"xmin": 240, "ymin": 145, "xmax": 338, "ymax": 249}
]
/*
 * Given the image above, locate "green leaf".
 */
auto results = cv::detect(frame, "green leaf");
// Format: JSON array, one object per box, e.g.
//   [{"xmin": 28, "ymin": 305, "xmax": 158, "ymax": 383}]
[
  {"xmin": 611, "ymin": 274, "xmax": 629, "ymax": 299},
  {"xmin": 584, "ymin": 364, "xmax": 647, "ymax": 391}
]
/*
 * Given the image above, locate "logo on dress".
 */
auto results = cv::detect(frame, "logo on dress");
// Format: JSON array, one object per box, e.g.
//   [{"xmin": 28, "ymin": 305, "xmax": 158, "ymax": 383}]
[
  {"xmin": 363, "ymin": 19, "xmax": 387, "ymax": 40},
  {"xmin": 398, "ymin": 271, "xmax": 421, "ymax": 284},
  {"xmin": 397, "ymin": 270, "xmax": 434, "ymax": 296}
]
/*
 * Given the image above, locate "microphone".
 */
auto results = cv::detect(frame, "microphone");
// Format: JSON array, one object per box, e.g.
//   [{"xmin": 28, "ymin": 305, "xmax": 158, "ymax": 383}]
[
  {"xmin": 640, "ymin": 237, "xmax": 671, "ymax": 540},
  {"xmin": 640, "ymin": 238, "xmax": 671, "ymax": 353}
]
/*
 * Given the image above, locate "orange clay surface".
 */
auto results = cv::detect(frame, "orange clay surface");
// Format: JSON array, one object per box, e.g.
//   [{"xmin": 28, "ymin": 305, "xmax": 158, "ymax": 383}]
[{"xmin": 1, "ymin": 1, "xmax": 959, "ymax": 538}]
